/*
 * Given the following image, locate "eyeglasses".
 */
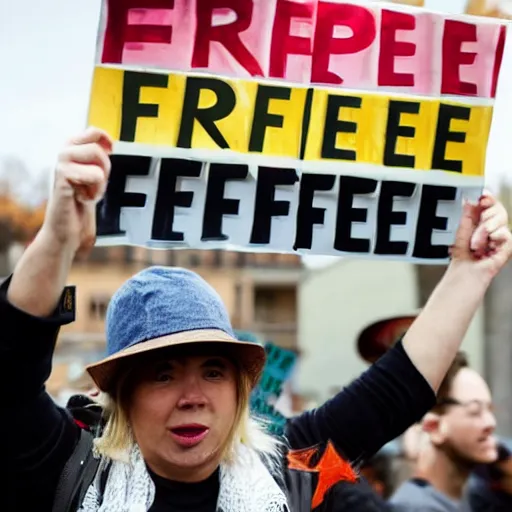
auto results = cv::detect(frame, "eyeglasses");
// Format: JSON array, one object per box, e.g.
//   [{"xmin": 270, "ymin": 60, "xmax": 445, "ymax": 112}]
[{"xmin": 437, "ymin": 398, "xmax": 495, "ymax": 417}]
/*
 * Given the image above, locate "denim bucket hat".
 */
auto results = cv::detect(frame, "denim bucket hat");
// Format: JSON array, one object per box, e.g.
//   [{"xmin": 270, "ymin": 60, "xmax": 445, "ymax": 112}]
[{"xmin": 86, "ymin": 266, "xmax": 266, "ymax": 392}]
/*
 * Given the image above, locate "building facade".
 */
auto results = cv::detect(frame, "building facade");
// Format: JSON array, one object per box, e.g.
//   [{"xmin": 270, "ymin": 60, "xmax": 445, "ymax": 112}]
[{"xmin": 296, "ymin": 259, "xmax": 485, "ymax": 405}]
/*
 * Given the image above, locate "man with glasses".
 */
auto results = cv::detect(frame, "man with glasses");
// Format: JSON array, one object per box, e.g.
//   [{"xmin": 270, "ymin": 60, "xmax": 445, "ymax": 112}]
[{"xmin": 390, "ymin": 352, "xmax": 499, "ymax": 511}]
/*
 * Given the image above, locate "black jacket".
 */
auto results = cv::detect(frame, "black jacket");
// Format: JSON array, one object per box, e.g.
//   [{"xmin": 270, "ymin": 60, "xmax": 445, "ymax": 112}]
[{"xmin": 55, "ymin": 400, "xmax": 393, "ymax": 512}]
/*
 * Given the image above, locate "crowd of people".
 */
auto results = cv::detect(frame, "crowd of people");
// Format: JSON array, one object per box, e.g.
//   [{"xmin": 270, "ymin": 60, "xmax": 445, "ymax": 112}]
[
  {"xmin": 5, "ymin": 126, "xmax": 512, "ymax": 511},
  {"xmin": 354, "ymin": 351, "xmax": 512, "ymax": 510}
]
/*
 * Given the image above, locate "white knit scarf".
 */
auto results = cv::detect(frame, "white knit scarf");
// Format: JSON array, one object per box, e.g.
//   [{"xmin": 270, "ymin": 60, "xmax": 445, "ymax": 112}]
[{"xmin": 78, "ymin": 443, "xmax": 289, "ymax": 512}]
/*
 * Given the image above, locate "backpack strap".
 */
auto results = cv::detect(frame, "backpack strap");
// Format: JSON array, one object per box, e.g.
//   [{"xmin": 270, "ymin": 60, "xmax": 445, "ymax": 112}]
[
  {"xmin": 52, "ymin": 429, "xmax": 101, "ymax": 512},
  {"xmin": 283, "ymin": 468, "xmax": 312, "ymax": 512}
]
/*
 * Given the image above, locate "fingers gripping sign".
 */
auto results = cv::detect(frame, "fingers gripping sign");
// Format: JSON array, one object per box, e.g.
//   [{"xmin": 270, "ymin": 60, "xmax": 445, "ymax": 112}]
[
  {"xmin": 60, "ymin": 127, "xmax": 114, "ymax": 203},
  {"xmin": 43, "ymin": 127, "xmax": 114, "ymax": 255},
  {"xmin": 450, "ymin": 191, "xmax": 512, "ymax": 279}
]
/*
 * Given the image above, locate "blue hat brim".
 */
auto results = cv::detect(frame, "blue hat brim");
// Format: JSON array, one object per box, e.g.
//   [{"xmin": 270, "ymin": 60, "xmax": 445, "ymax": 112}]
[{"xmin": 86, "ymin": 328, "xmax": 266, "ymax": 392}]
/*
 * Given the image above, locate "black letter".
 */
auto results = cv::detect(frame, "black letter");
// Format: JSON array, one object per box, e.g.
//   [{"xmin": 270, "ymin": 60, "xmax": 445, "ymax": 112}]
[
  {"xmin": 96, "ymin": 155, "xmax": 150, "ymax": 236},
  {"xmin": 120, "ymin": 71, "xmax": 168, "ymax": 142},
  {"xmin": 374, "ymin": 181, "xmax": 416, "ymax": 255},
  {"xmin": 413, "ymin": 184, "xmax": 457, "ymax": 259},
  {"xmin": 384, "ymin": 100, "xmax": 420, "ymax": 168},
  {"xmin": 321, "ymin": 95, "xmax": 361, "ymax": 161},
  {"xmin": 250, "ymin": 167, "xmax": 299, "ymax": 244},
  {"xmin": 294, "ymin": 174, "xmax": 336, "ymax": 250},
  {"xmin": 151, "ymin": 158, "xmax": 202, "ymax": 241},
  {"xmin": 177, "ymin": 77, "xmax": 236, "ymax": 149},
  {"xmin": 202, "ymin": 163, "xmax": 248, "ymax": 241},
  {"xmin": 299, "ymin": 88, "xmax": 314, "ymax": 160},
  {"xmin": 249, "ymin": 85, "xmax": 291, "ymax": 152},
  {"xmin": 334, "ymin": 176, "xmax": 378, "ymax": 253},
  {"xmin": 432, "ymin": 104, "xmax": 470, "ymax": 173}
]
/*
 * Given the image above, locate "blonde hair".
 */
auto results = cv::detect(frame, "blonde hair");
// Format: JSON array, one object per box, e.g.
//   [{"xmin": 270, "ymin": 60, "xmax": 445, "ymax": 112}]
[{"xmin": 93, "ymin": 362, "xmax": 282, "ymax": 468}]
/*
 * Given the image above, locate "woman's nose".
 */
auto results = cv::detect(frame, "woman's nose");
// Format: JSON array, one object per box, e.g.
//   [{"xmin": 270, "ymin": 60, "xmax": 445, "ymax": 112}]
[{"xmin": 176, "ymin": 375, "xmax": 207, "ymax": 409}]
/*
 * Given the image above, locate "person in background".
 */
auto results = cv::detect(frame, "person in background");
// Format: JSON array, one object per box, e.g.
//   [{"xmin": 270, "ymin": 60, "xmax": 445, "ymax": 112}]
[
  {"xmin": 390, "ymin": 352, "xmax": 506, "ymax": 511},
  {"xmin": 4, "ymin": 127, "xmax": 512, "ymax": 511}
]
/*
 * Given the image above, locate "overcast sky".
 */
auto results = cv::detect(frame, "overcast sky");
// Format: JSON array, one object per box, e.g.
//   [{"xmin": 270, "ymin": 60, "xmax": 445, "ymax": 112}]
[{"xmin": 0, "ymin": 0, "xmax": 510, "ymax": 202}]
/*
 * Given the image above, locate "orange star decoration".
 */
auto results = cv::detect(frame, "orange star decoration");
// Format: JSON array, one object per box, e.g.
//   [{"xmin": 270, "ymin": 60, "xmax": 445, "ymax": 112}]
[{"xmin": 287, "ymin": 441, "xmax": 358, "ymax": 509}]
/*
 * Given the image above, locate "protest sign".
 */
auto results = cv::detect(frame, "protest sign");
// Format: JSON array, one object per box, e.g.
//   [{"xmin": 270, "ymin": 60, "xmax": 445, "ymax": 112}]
[
  {"xmin": 89, "ymin": 0, "xmax": 507, "ymax": 263},
  {"xmin": 251, "ymin": 341, "xmax": 298, "ymax": 435},
  {"xmin": 257, "ymin": 342, "xmax": 297, "ymax": 399},
  {"xmin": 234, "ymin": 331, "xmax": 297, "ymax": 434},
  {"xmin": 96, "ymin": 154, "xmax": 487, "ymax": 260}
]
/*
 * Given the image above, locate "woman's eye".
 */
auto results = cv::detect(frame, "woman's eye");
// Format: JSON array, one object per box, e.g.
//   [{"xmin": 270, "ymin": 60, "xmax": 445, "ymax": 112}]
[
  {"xmin": 155, "ymin": 372, "xmax": 172, "ymax": 382},
  {"xmin": 206, "ymin": 370, "xmax": 223, "ymax": 379}
]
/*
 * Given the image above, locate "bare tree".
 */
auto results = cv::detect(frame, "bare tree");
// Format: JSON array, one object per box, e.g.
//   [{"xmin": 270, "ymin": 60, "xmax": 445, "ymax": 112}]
[
  {"xmin": 0, "ymin": 157, "xmax": 47, "ymax": 277},
  {"xmin": 465, "ymin": 0, "xmax": 512, "ymax": 18}
]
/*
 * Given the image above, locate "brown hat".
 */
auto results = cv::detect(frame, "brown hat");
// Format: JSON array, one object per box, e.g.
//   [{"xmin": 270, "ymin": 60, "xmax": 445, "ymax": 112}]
[{"xmin": 357, "ymin": 314, "xmax": 417, "ymax": 364}]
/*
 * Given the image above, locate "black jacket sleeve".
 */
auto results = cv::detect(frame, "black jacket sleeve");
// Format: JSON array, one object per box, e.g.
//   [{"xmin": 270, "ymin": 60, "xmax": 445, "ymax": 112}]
[
  {"xmin": 285, "ymin": 341, "xmax": 436, "ymax": 464},
  {"xmin": 1, "ymin": 277, "xmax": 80, "ymax": 511}
]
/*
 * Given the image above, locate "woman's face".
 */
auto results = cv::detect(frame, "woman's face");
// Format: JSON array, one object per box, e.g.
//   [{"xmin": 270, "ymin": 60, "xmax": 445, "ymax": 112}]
[{"xmin": 128, "ymin": 351, "xmax": 239, "ymax": 483}]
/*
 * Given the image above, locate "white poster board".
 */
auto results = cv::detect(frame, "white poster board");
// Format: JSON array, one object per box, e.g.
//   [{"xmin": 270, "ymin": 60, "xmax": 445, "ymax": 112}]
[{"xmin": 88, "ymin": 0, "xmax": 507, "ymax": 263}]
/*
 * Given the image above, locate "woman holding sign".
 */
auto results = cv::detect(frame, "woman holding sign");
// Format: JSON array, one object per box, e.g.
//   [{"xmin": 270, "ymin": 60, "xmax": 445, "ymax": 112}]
[{"xmin": 4, "ymin": 127, "xmax": 512, "ymax": 511}]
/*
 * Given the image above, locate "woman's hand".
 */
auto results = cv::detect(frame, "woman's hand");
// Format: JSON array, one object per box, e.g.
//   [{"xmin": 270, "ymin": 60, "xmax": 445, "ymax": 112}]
[
  {"xmin": 40, "ymin": 127, "xmax": 113, "ymax": 256},
  {"xmin": 449, "ymin": 192, "xmax": 512, "ymax": 281},
  {"xmin": 7, "ymin": 127, "xmax": 113, "ymax": 316}
]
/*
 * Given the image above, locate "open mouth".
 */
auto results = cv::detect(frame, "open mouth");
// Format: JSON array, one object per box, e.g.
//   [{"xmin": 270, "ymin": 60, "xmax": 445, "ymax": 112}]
[
  {"xmin": 172, "ymin": 426, "xmax": 208, "ymax": 437},
  {"xmin": 169, "ymin": 425, "xmax": 210, "ymax": 447}
]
